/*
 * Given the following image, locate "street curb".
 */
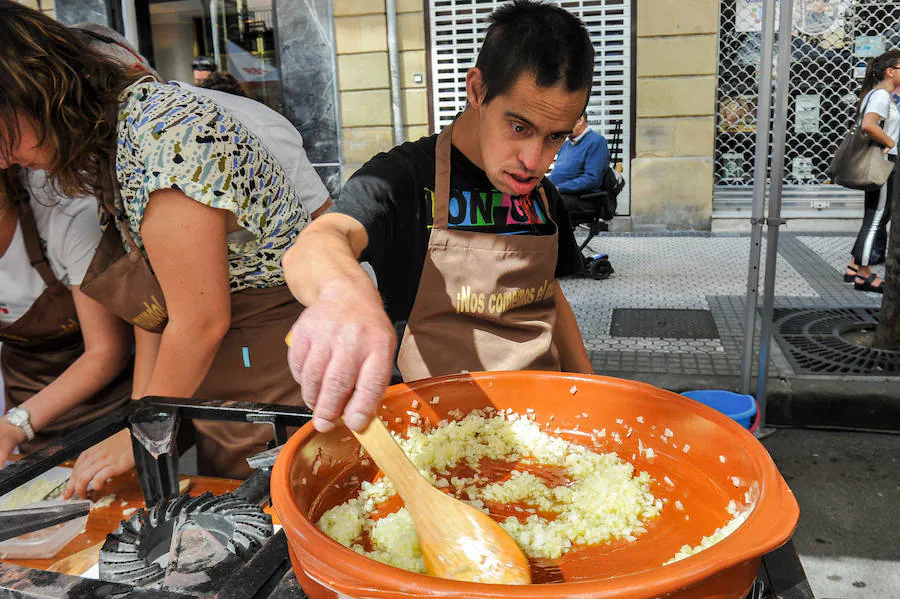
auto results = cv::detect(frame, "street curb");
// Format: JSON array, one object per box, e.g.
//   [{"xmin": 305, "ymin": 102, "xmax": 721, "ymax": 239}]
[{"xmin": 597, "ymin": 370, "xmax": 900, "ymax": 433}]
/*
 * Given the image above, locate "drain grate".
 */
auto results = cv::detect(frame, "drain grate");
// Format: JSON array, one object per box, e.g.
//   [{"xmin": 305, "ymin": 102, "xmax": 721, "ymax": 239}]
[
  {"xmin": 772, "ymin": 307, "xmax": 900, "ymax": 376},
  {"xmin": 610, "ymin": 309, "xmax": 719, "ymax": 339}
]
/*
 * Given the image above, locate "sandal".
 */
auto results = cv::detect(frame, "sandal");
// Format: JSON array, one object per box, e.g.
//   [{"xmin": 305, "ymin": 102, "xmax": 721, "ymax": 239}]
[
  {"xmin": 843, "ymin": 264, "xmax": 858, "ymax": 282},
  {"xmin": 854, "ymin": 273, "xmax": 884, "ymax": 294}
]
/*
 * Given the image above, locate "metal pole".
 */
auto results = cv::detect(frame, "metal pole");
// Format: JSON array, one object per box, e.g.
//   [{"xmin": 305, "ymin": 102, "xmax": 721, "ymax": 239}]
[
  {"xmin": 210, "ymin": 0, "xmax": 221, "ymax": 68},
  {"xmin": 386, "ymin": 0, "xmax": 405, "ymax": 145},
  {"xmin": 756, "ymin": 0, "xmax": 794, "ymax": 430},
  {"xmin": 738, "ymin": 0, "xmax": 778, "ymax": 395},
  {"xmin": 120, "ymin": 0, "xmax": 139, "ymax": 48}
]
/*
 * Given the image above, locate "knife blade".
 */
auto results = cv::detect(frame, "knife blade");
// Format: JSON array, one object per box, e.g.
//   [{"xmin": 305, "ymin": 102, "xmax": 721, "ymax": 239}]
[
  {"xmin": 40, "ymin": 477, "xmax": 70, "ymax": 501},
  {"xmin": 0, "ymin": 501, "xmax": 90, "ymax": 542}
]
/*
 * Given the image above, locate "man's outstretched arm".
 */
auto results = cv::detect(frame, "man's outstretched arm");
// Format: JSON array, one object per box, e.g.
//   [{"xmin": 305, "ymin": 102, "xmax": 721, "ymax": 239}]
[{"xmin": 282, "ymin": 213, "xmax": 397, "ymax": 432}]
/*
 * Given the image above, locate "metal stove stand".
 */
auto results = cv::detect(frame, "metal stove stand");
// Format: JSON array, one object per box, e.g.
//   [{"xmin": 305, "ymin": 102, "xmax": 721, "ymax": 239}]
[
  {"xmin": 0, "ymin": 396, "xmax": 311, "ymax": 598},
  {"xmin": 0, "ymin": 396, "xmax": 814, "ymax": 598},
  {"xmin": 751, "ymin": 540, "xmax": 816, "ymax": 599}
]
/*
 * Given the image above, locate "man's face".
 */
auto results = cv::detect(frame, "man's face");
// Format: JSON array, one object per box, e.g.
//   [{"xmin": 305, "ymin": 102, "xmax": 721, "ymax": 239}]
[
  {"xmin": 0, "ymin": 112, "xmax": 55, "ymax": 172},
  {"xmin": 193, "ymin": 69, "xmax": 212, "ymax": 85},
  {"xmin": 470, "ymin": 71, "xmax": 587, "ymax": 196}
]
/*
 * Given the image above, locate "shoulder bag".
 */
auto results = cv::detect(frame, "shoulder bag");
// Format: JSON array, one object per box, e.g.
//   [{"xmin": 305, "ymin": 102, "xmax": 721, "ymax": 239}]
[{"xmin": 826, "ymin": 91, "xmax": 895, "ymax": 191}]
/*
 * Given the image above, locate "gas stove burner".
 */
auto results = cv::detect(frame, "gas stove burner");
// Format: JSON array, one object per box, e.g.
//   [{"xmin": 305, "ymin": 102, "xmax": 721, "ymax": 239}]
[{"xmin": 99, "ymin": 492, "xmax": 273, "ymax": 589}]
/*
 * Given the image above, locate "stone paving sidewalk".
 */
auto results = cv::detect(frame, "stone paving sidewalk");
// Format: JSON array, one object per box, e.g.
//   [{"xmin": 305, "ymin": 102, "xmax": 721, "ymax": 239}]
[{"xmin": 562, "ymin": 229, "xmax": 897, "ymax": 430}]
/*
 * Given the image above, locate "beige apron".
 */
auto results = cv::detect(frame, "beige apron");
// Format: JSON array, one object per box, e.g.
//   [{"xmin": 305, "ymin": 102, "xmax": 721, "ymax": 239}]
[
  {"xmin": 77, "ymin": 158, "xmax": 303, "ymax": 479},
  {"xmin": 0, "ymin": 168, "xmax": 131, "ymax": 452},
  {"xmin": 397, "ymin": 123, "xmax": 561, "ymax": 381}
]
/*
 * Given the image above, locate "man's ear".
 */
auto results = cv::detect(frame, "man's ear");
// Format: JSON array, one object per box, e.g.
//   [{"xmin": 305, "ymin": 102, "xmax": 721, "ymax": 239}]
[{"xmin": 465, "ymin": 67, "xmax": 486, "ymax": 108}]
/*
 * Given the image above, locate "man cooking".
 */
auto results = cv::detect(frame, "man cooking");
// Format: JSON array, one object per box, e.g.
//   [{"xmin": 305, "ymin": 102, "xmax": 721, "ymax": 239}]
[{"xmin": 284, "ymin": 0, "xmax": 594, "ymax": 434}]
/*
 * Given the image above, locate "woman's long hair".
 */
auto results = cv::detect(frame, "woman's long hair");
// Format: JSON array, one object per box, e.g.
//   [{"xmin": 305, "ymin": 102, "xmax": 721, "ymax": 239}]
[
  {"xmin": 858, "ymin": 49, "xmax": 900, "ymax": 110},
  {"xmin": 0, "ymin": 0, "xmax": 145, "ymax": 198}
]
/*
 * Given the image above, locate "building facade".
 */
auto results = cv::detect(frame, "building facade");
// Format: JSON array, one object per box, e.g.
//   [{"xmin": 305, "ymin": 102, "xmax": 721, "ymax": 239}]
[{"xmin": 18, "ymin": 0, "xmax": 900, "ymax": 231}]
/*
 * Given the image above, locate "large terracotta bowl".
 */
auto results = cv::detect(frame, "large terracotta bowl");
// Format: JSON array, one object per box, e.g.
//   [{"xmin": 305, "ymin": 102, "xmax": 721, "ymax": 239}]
[{"xmin": 271, "ymin": 372, "xmax": 798, "ymax": 598}]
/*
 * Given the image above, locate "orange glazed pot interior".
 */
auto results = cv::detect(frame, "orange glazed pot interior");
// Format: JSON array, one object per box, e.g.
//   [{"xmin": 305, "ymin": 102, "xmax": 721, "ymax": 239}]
[{"xmin": 271, "ymin": 372, "xmax": 799, "ymax": 599}]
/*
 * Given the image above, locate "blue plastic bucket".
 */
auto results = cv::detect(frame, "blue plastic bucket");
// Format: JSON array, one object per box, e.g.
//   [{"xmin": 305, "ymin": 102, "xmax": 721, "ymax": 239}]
[{"xmin": 680, "ymin": 390, "xmax": 758, "ymax": 430}]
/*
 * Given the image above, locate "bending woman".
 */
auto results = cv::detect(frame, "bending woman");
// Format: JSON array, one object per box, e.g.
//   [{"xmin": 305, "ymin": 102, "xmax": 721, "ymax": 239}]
[
  {"xmin": 0, "ymin": 166, "xmax": 132, "ymax": 464},
  {"xmin": 0, "ymin": 1, "xmax": 322, "ymax": 493},
  {"xmin": 846, "ymin": 49, "xmax": 900, "ymax": 293}
]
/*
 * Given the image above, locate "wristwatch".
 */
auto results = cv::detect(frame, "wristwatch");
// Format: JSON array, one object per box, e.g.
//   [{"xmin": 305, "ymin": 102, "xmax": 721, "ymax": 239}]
[{"xmin": 5, "ymin": 407, "xmax": 35, "ymax": 441}]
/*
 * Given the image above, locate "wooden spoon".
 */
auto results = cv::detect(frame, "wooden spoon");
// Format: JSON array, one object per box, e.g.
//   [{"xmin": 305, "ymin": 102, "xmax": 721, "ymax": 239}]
[
  {"xmin": 284, "ymin": 333, "xmax": 530, "ymax": 584},
  {"xmin": 351, "ymin": 416, "xmax": 531, "ymax": 584}
]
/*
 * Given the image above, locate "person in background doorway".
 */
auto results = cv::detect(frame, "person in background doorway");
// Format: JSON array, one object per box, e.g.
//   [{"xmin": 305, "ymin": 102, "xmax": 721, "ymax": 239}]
[
  {"xmin": 846, "ymin": 49, "xmax": 900, "ymax": 294},
  {"xmin": 197, "ymin": 71, "xmax": 249, "ymax": 97},
  {"xmin": 283, "ymin": 0, "xmax": 594, "ymax": 434},
  {"xmin": 548, "ymin": 112, "xmax": 609, "ymax": 198},
  {"xmin": 191, "ymin": 55, "xmax": 217, "ymax": 85}
]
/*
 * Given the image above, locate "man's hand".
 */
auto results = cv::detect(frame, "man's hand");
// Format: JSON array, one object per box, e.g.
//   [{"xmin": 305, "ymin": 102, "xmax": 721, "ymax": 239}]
[
  {"xmin": 287, "ymin": 281, "xmax": 396, "ymax": 433},
  {"xmin": 63, "ymin": 429, "xmax": 135, "ymax": 499}
]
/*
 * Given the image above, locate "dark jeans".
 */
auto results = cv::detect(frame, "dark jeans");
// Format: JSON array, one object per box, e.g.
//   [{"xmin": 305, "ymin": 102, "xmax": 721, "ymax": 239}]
[
  {"xmin": 560, "ymin": 192, "xmax": 614, "ymax": 222},
  {"xmin": 851, "ymin": 159, "xmax": 896, "ymax": 267}
]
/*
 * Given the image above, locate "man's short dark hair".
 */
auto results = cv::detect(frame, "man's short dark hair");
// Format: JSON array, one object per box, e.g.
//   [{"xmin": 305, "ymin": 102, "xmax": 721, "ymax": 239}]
[
  {"xmin": 192, "ymin": 55, "xmax": 217, "ymax": 72},
  {"xmin": 475, "ymin": 0, "xmax": 594, "ymax": 105}
]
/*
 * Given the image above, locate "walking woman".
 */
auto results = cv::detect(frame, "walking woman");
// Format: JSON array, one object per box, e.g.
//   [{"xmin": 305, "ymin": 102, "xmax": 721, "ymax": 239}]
[
  {"xmin": 846, "ymin": 49, "xmax": 900, "ymax": 293},
  {"xmin": 0, "ymin": 166, "xmax": 132, "ymax": 465},
  {"xmin": 0, "ymin": 1, "xmax": 317, "ymax": 492}
]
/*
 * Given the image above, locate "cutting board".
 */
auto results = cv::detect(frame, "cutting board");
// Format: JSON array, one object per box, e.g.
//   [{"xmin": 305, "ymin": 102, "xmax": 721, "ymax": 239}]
[{"xmin": 0, "ymin": 465, "xmax": 72, "ymax": 509}]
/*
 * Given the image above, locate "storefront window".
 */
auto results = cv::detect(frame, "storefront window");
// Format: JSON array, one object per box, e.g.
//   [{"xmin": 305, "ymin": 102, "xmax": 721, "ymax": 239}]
[
  {"xmin": 148, "ymin": 0, "xmax": 282, "ymax": 113},
  {"xmin": 713, "ymin": 0, "xmax": 900, "ymax": 189},
  {"xmin": 211, "ymin": 0, "xmax": 282, "ymax": 111}
]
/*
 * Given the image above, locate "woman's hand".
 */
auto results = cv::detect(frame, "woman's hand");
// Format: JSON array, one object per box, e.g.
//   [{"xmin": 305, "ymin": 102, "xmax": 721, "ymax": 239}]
[
  {"xmin": 62, "ymin": 429, "xmax": 135, "ymax": 499},
  {"xmin": 0, "ymin": 420, "xmax": 26, "ymax": 466}
]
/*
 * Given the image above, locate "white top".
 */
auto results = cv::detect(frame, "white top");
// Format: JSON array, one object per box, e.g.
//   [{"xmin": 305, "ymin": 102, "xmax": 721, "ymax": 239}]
[
  {"xmin": 0, "ymin": 171, "xmax": 102, "ymax": 323},
  {"xmin": 172, "ymin": 82, "xmax": 330, "ymax": 214},
  {"xmin": 862, "ymin": 88, "xmax": 900, "ymax": 156}
]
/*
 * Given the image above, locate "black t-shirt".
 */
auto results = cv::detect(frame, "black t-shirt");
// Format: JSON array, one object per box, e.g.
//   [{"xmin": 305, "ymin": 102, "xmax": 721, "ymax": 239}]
[{"xmin": 332, "ymin": 134, "xmax": 584, "ymax": 323}]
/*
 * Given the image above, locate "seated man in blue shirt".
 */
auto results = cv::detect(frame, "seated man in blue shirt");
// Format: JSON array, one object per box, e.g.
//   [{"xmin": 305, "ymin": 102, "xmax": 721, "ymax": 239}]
[
  {"xmin": 549, "ymin": 113, "xmax": 609, "ymax": 199},
  {"xmin": 549, "ymin": 113, "xmax": 609, "ymax": 225}
]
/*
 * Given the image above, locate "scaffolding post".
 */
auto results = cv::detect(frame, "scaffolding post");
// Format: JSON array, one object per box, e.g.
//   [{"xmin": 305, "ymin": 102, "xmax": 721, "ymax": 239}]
[
  {"xmin": 755, "ymin": 0, "xmax": 795, "ymax": 432},
  {"xmin": 739, "ymin": 0, "xmax": 779, "ymax": 396}
]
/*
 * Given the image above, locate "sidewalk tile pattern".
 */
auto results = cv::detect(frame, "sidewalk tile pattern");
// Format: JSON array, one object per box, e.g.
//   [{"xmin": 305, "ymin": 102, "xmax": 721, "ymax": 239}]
[{"xmin": 561, "ymin": 230, "xmax": 886, "ymax": 380}]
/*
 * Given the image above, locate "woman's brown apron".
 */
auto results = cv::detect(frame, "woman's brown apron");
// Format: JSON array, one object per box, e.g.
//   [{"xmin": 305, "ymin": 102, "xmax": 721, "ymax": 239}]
[
  {"xmin": 79, "ymin": 157, "xmax": 303, "ymax": 479},
  {"xmin": 397, "ymin": 123, "xmax": 562, "ymax": 381},
  {"xmin": 80, "ymin": 156, "xmax": 169, "ymax": 334},
  {"xmin": 191, "ymin": 285, "xmax": 302, "ymax": 478},
  {"xmin": 0, "ymin": 169, "xmax": 131, "ymax": 452}
]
